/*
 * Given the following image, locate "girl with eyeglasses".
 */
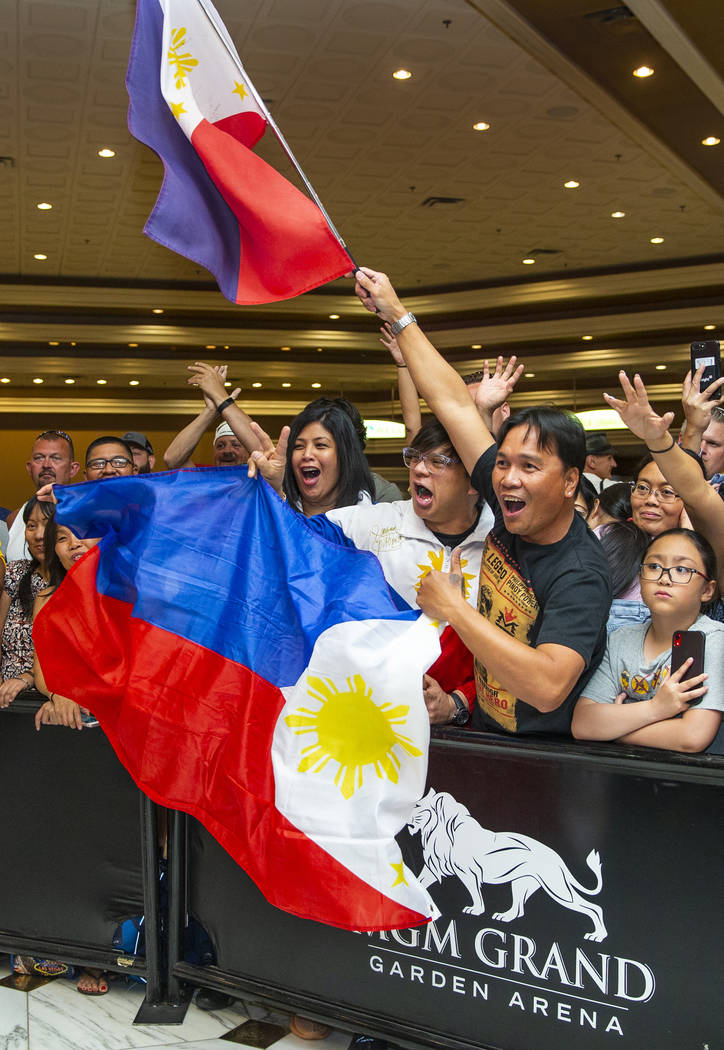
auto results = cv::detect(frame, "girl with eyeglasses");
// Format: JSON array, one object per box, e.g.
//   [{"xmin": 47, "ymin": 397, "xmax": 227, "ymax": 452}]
[{"xmin": 572, "ymin": 528, "xmax": 723, "ymax": 753}]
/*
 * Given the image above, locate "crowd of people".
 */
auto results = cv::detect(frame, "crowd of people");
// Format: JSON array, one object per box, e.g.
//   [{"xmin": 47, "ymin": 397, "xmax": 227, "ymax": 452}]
[{"xmin": 1, "ymin": 270, "xmax": 723, "ymax": 1017}]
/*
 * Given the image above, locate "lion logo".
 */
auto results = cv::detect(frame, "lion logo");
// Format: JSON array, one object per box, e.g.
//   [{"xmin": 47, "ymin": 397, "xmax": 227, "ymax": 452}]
[{"xmin": 407, "ymin": 789, "xmax": 607, "ymax": 942}]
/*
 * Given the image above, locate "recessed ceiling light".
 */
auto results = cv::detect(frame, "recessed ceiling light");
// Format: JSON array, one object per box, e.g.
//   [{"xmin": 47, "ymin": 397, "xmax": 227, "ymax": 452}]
[
  {"xmin": 48, "ymin": 340, "xmax": 59, "ymax": 346},
  {"xmin": 582, "ymin": 335, "xmax": 593, "ymax": 341},
  {"xmin": 96, "ymin": 378, "xmax": 107, "ymax": 385},
  {"xmin": 64, "ymin": 377, "xmax": 75, "ymax": 385},
  {"xmin": 129, "ymin": 379, "xmax": 140, "ymax": 386},
  {"xmin": 524, "ymin": 372, "xmax": 536, "ymax": 378},
  {"xmin": 33, "ymin": 377, "xmax": 44, "ymax": 384},
  {"xmin": 70, "ymin": 341, "xmax": 76, "ymax": 347},
  {"xmin": 205, "ymin": 344, "xmax": 216, "ymax": 350},
  {"xmin": 317, "ymin": 347, "xmax": 324, "ymax": 353},
  {"xmin": 251, "ymin": 381, "xmax": 262, "ymax": 388},
  {"xmin": 128, "ymin": 342, "xmax": 139, "ymax": 347},
  {"xmin": 563, "ymin": 180, "xmax": 580, "ymax": 189},
  {"xmin": 633, "ymin": 66, "xmax": 654, "ymax": 78},
  {"xmin": 611, "ymin": 211, "xmax": 625, "ymax": 218},
  {"xmin": 152, "ymin": 308, "xmax": 164, "ymax": 314},
  {"xmin": 392, "ymin": 69, "xmax": 412, "ymax": 80},
  {"xmin": 311, "ymin": 382, "xmax": 322, "ymax": 388},
  {"xmin": 280, "ymin": 346, "xmax": 291, "ymax": 351},
  {"xmin": 471, "ymin": 344, "xmax": 482, "ymax": 350},
  {"xmin": 36, "ymin": 202, "xmax": 52, "ymax": 210},
  {"xmin": 522, "ymin": 258, "xmax": 535, "ymax": 265},
  {"xmin": 704, "ymin": 324, "xmax": 716, "ymax": 330},
  {"xmin": 473, "ymin": 121, "xmax": 490, "ymax": 132},
  {"xmin": 650, "ymin": 236, "xmax": 664, "ymax": 244},
  {"xmin": 329, "ymin": 314, "xmax": 340, "ymax": 320},
  {"xmin": 655, "ymin": 364, "xmax": 667, "ymax": 370},
  {"xmin": 33, "ymin": 253, "xmax": 47, "ymax": 260},
  {"xmin": 282, "ymin": 382, "xmax": 291, "ymax": 388},
  {"xmin": 0, "ymin": 377, "xmax": 10, "ymax": 384},
  {"xmin": 98, "ymin": 147, "xmax": 115, "ymax": 158},
  {"xmin": 224, "ymin": 380, "xmax": 232, "ymax": 388},
  {"xmin": 701, "ymin": 136, "xmax": 720, "ymax": 146},
  {"xmin": 223, "ymin": 344, "xmax": 229, "ymax": 349}
]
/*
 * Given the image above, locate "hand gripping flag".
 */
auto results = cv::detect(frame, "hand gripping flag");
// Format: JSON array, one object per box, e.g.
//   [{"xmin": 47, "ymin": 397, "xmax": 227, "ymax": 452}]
[
  {"xmin": 33, "ymin": 470, "xmax": 441, "ymax": 931},
  {"xmin": 126, "ymin": 0, "xmax": 353, "ymax": 304}
]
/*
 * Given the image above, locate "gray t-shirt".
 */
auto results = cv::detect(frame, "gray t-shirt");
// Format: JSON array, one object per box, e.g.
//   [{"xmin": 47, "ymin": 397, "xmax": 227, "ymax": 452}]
[{"xmin": 584, "ymin": 614, "xmax": 724, "ymax": 753}]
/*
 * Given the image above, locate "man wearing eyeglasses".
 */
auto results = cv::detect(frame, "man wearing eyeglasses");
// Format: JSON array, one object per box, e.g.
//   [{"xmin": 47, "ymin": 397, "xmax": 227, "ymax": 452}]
[
  {"xmin": 5, "ymin": 430, "xmax": 81, "ymax": 560},
  {"xmin": 355, "ymin": 267, "xmax": 612, "ymax": 737},
  {"xmin": 84, "ymin": 437, "xmax": 138, "ymax": 481}
]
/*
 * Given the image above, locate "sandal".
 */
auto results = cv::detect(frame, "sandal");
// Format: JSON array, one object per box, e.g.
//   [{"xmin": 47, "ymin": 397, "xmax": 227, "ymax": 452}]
[
  {"xmin": 77, "ymin": 969, "xmax": 109, "ymax": 995},
  {"xmin": 290, "ymin": 1015, "xmax": 332, "ymax": 1040}
]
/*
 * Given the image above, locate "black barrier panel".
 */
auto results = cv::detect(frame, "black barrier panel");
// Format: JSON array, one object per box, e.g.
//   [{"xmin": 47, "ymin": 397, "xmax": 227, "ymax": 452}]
[
  {"xmin": 184, "ymin": 734, "xmax": 724, "ymax": 1050},
  {"xmin": 0, "ymin": 698, "xmax": 145, "ymax": 950}
]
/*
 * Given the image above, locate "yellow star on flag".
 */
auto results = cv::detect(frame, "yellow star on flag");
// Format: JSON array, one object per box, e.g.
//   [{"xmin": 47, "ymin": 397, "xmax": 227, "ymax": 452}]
[
  {"xmin": 232, "ymin": 80, "xmax": 247, "ymax": 101},
  {"xmin": 390, "ymin": 861, "xmax": 407, "ymax": 887},
  {"xmin": 169, "ymin": 100, "xmax": 186, "ymax": 119}
]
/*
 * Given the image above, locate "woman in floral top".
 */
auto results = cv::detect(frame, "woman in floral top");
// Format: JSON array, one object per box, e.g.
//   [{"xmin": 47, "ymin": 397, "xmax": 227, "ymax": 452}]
[{"xmin": 0, "ymin": 498, "xmax": 53, "ymax": 705}]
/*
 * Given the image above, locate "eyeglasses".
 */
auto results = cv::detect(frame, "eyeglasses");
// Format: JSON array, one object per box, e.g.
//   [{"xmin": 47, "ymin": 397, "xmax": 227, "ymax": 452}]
[
  {"xmin": 402, "ymin": 447, "xmax": 460, "ymax": 473},
  {"xmin": 86, "ymin": 456, "xmax": 133, "ymax": 471},
  {"xmin": 629, "ymin": 481, "xmax": 679, "ymax": 503},
  {"xmin": 640, "ymin": 560, "xmax": 708, "ymax": 585}
]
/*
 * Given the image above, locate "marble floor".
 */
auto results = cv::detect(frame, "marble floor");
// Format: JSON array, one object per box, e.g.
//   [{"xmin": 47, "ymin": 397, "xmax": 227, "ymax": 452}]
[{"xmin": 0, "ymin": 957, "xmax": 359, "ymax": 1050}]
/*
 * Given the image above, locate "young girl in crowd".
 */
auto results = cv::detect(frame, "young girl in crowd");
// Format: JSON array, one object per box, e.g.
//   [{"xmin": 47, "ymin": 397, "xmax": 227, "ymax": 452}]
[{"xmin": 572, "ymin": 528, "xmax": 723, "ymax": 753}]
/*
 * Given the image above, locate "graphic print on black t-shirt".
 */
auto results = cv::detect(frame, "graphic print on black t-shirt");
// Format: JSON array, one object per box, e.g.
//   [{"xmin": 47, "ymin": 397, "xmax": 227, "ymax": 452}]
[{"xmin": 474, "ymin": 531, "xmax": 539, "ymax": 732}]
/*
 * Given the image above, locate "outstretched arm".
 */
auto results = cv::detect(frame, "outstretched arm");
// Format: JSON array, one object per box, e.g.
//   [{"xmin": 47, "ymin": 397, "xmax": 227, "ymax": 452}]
[
  {"xmin": 380, "ymin": 324, "xmax": 422, "ymax": 441},
  {"xmin": 355, "ymin": 268, "xmax": 501, "ymax": 475},
  {"xmin": 603, "ymin": 370, "xmax": 724, "ymax": 585}
]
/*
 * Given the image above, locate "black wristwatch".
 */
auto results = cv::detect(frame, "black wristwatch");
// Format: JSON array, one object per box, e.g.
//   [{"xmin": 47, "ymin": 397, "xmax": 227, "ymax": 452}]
[{"xmin": 449, "ymin": 691, "xmax": 470, "ymax": 726}]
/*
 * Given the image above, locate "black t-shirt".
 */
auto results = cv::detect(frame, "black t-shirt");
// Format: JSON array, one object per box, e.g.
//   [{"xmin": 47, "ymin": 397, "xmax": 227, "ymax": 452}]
[
  {"xmin": 430, "ymin": 508, "xmax": 481, "ymax": 549},
  {"xmin": 470, "ymin": 446, "xmax": 612, "ymax": 736}
]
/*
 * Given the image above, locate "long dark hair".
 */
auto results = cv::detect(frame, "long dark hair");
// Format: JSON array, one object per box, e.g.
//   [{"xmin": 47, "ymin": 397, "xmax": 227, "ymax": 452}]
[
  {"xmin": 39, "ymin": 514, "xmax": 72, "ymax": 600},
  {"xmin": 595, "ymin": 481, "xmax": 631, "ymax": 522},
  {"xmin": 17, "ymin": 498, "xmax": 56, "ymax": 618},
  {"xmin": 599, "ymin": 520, "xmax": 651, "ymax": 598},
  {"xmin": 283, "ymin": 400, "xmax": 374, "ymax": 511}
]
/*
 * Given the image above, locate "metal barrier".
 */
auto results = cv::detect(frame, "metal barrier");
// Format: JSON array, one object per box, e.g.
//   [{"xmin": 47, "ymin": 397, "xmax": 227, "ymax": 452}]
[
  {"xmin": 170, "ymin": 730, "xmax": 724, "ymax": 1050},
  {"xmin": 0, "ymin": 696, "xmax": 173, "ymax": 1022}
]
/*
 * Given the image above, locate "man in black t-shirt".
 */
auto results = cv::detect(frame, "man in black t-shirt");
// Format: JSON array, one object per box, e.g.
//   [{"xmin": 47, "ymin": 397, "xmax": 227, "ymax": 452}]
[{"xmin": 354, "ymin": 267, "xmax": 612, "ymax": 736}]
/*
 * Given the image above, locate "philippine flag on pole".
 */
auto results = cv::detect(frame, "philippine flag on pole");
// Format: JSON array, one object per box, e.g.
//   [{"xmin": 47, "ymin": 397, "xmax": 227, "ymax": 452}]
[
  {"xmin": 33, "ymin": 470, "xmax": 440, "ymax": 931},
  {"xmin": 126, "ymin": 0, "xmax": 353, "ymax": 304}
]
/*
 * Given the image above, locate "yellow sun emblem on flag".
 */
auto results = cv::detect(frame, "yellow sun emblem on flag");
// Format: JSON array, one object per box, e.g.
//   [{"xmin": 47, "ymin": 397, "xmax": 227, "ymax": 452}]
[
  {"xmin": 285, "ymin": 674, "xmax": 422, "ymax": 800},
  {"xmin": 167, "ymin": 27, "xmax": 199, "ymax": 90},
  {"xmin": 415, "ymin": 548, "xmax": 475, "ymax": 599}
]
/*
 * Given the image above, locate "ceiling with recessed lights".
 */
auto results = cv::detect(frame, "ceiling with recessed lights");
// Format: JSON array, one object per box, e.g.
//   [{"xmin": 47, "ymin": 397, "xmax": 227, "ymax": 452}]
[{"xmin": 0, "ymin": 0, "xmax": 722, "ymax": 467}]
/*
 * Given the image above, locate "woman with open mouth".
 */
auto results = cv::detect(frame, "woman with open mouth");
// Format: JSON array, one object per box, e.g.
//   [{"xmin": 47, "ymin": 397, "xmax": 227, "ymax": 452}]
[{"xmin": 284, "ymin": 400, "xmax": 375, "ymax": 517}]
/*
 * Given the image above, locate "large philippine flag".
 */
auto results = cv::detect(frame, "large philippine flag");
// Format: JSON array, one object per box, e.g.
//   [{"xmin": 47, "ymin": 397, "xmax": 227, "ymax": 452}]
[
  {"xmin": 126, "ymin": 0, "xmax": 352, "ymax": 304},
  {"xmin": 33, "ymin": 470, "xmax": 441, "ymax": 931}
]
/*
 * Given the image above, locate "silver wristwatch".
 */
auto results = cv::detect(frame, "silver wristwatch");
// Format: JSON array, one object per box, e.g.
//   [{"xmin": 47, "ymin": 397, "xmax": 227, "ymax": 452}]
[{"xmin": 389, "ymin": 311, "xmax": 417, "ymax": 337}]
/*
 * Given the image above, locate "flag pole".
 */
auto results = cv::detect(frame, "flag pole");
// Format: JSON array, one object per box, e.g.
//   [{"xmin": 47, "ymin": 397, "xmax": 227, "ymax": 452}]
[{"xmin": 195, "ymin": 0, "xmax": 354, "ymax": 262}]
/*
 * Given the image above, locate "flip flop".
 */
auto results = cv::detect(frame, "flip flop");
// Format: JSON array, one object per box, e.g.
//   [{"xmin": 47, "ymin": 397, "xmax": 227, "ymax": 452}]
[{"xmin": 77, "ymin": 969, "xmax": 109, "ymax": 995}]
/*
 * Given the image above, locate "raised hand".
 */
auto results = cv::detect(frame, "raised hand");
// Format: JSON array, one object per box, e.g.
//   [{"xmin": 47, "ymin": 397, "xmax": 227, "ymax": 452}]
[
  {"xmin": 603, "ymin": 370, "xmax": 674, "ymax": 446},
  {"xmin": 682, "ymin": 366, "xmax": 724, "ymax": 432},
  {"xmin": 379, "ymin": 323, "xmax": 405, "ymax": 365},
  {"xmin": 472, "ymin": 356, "xmax": 524, "ymax": 415},
  {"xmin": 354, "ymin": 267, "xmax": 406, "ymax": 323},
  {"xmin": 247, "ymin": 422, "xmax": 289, "ymax": 495},
  {"xmin": 187, "ymin": 362, "xmax": 239, "ymax": 410}
]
